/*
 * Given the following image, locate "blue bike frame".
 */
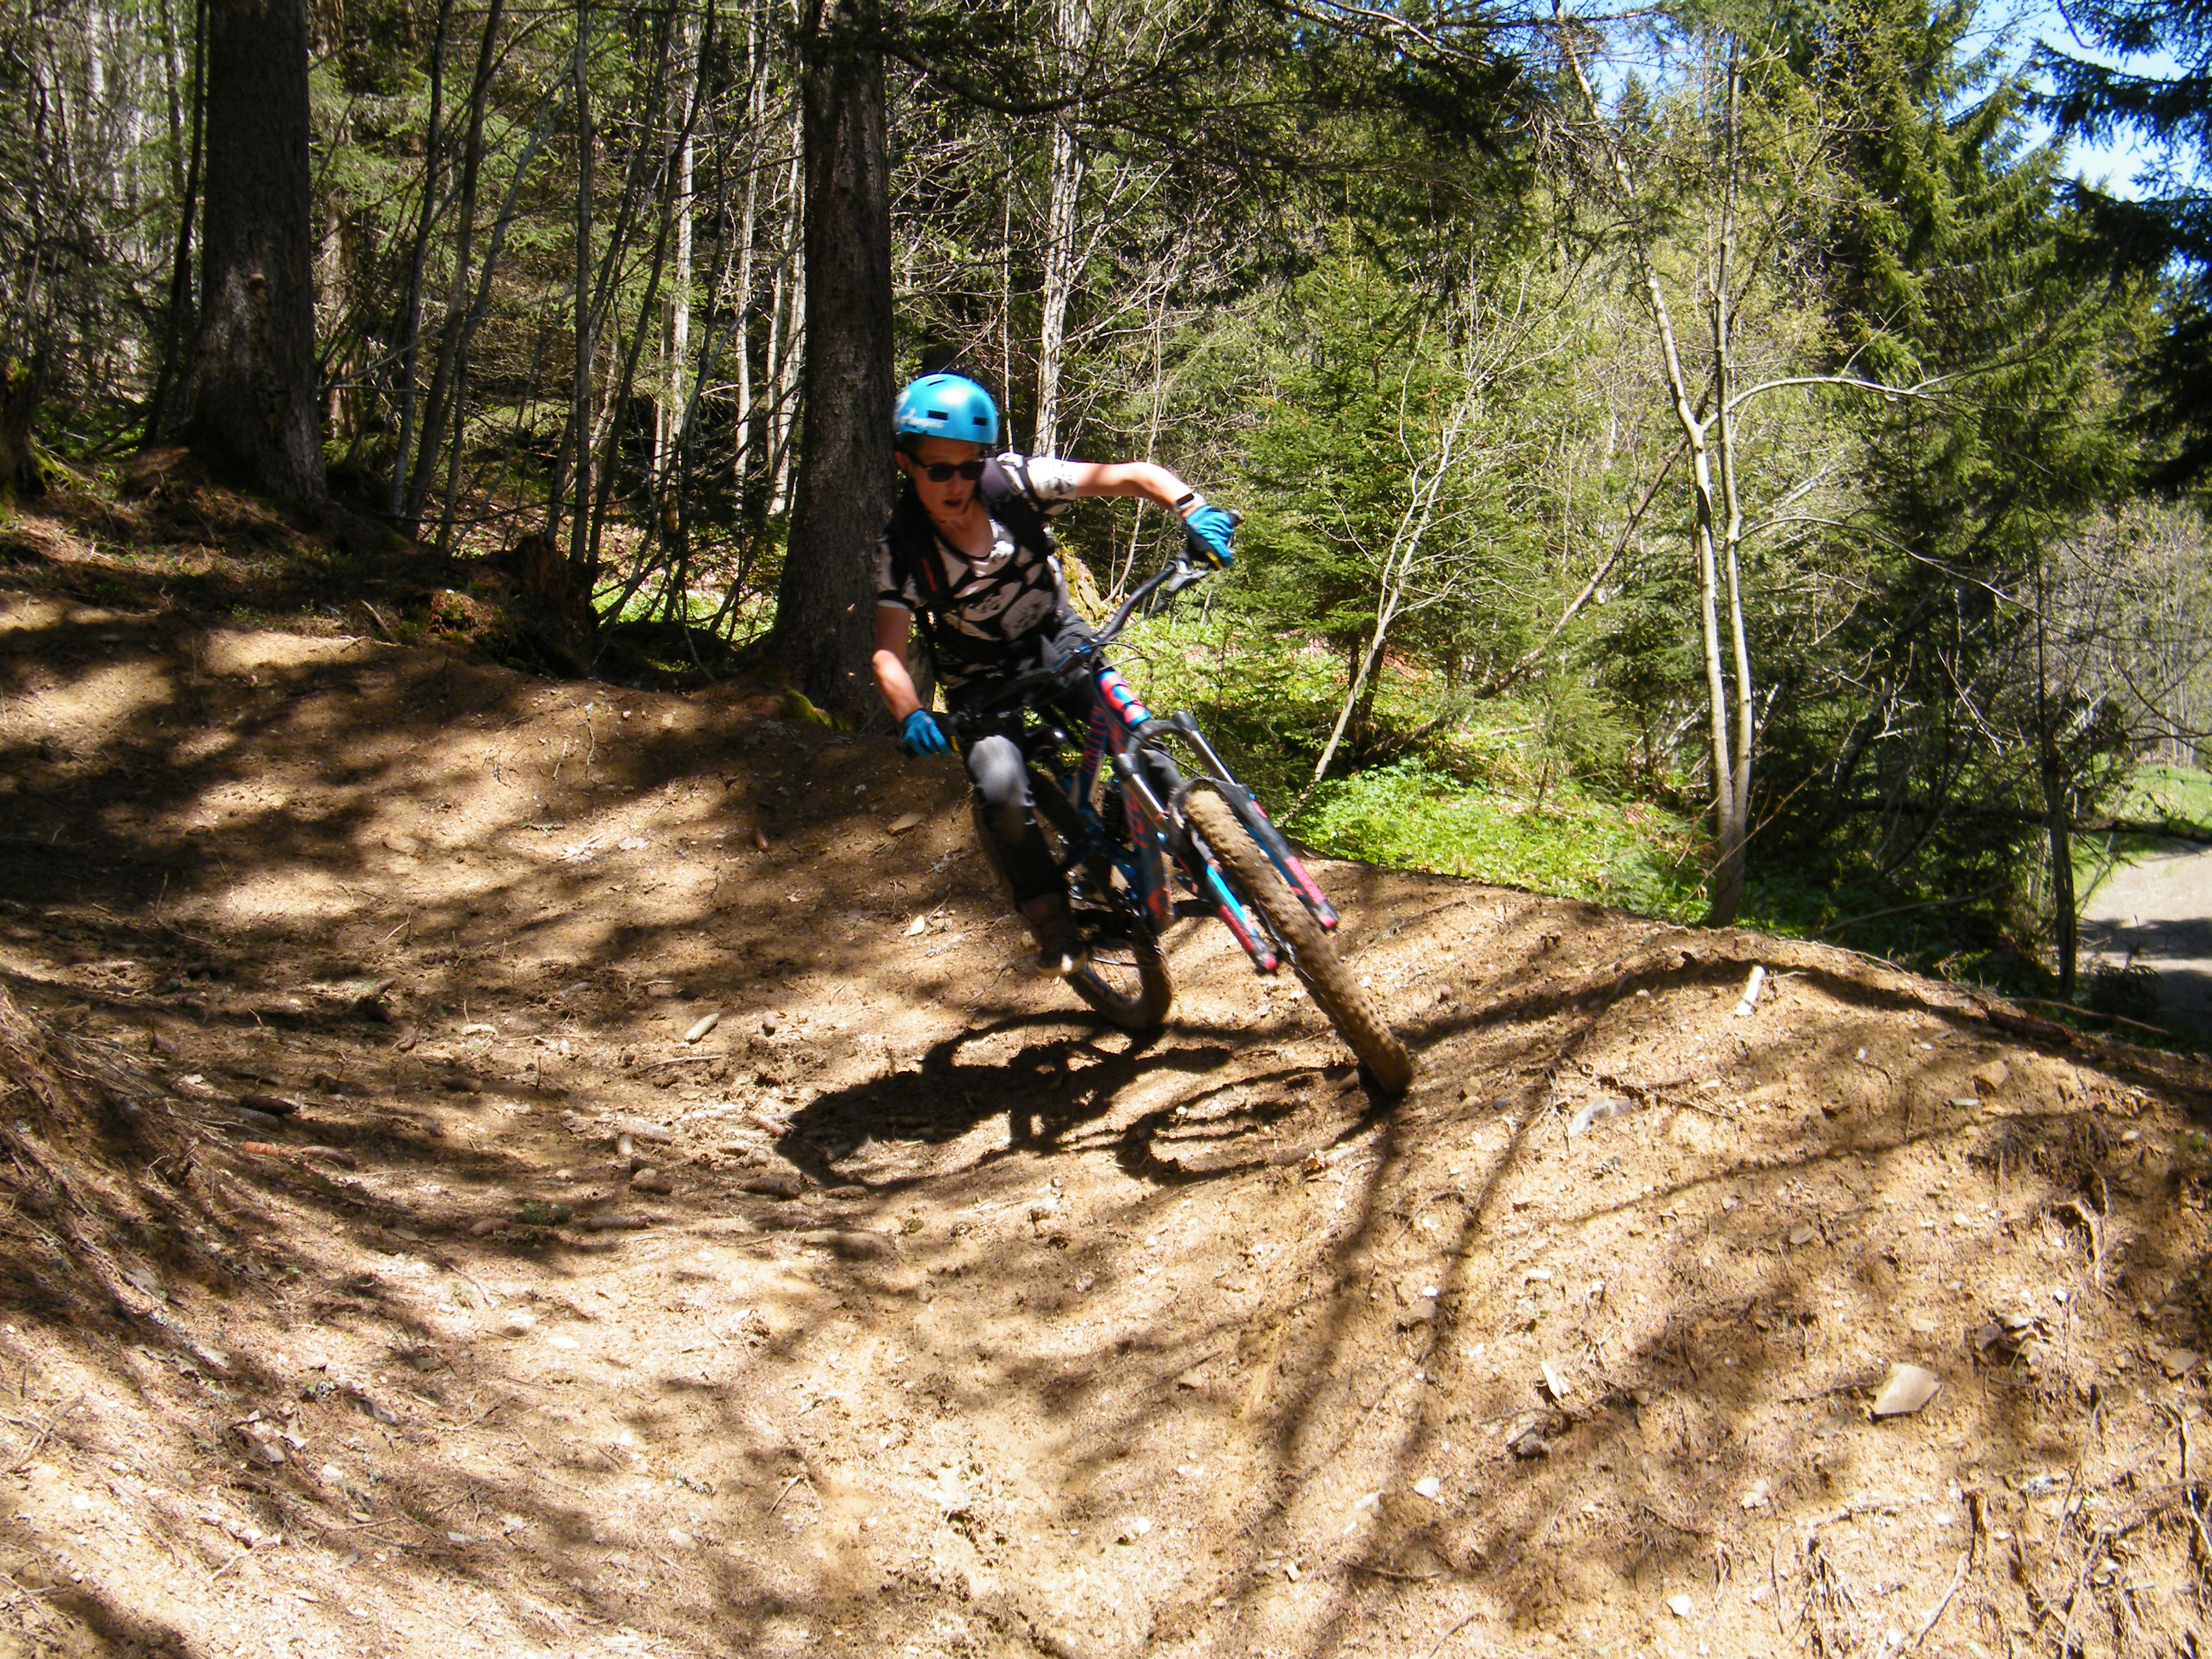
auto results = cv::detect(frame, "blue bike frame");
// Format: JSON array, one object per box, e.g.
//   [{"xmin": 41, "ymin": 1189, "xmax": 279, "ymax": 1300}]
[{"xmin": 1047, "ymin": 654, "xmax": 1344, "ymax": 979}]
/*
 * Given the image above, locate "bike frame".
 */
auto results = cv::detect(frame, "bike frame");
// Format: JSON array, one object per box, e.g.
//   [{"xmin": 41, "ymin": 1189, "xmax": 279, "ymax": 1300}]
[{"xmin": 1019, "ymin": 558, "xmax": 1347, "ymax": 979}]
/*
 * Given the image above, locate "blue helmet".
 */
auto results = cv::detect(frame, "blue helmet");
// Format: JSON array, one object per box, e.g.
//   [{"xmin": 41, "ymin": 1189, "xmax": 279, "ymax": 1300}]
[{"xmin": 894, "ymin": 374, "xmax": 999, "ymax": 446}]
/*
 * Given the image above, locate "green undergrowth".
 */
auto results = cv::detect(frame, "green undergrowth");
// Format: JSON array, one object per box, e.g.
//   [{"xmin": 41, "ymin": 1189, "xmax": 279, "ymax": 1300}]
[
  {"xmin": 2116, "ymin": 762, "xmax": 2212, "ymax": 838},
  {"xmin": 1278, "ymin": 761, "xmax": 2029, "ymax": 979},
  {"xmin": 1110, "ymin": 610, "xmax": 2141, "ymax": 1010},
  {"xmin": 1285, "ymin": 762, "xmax": 1709, "ymax": 922}
]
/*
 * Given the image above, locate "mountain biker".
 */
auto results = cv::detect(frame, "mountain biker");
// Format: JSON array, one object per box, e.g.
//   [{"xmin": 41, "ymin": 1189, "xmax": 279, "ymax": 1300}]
[{"xmin": 871, "ymin": 372, "xmax": 1237, "ymax": 976}]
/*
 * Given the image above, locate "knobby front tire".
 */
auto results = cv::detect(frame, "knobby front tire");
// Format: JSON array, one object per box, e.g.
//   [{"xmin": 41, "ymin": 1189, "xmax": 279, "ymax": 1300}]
[{"xmin": 1184, "ymin": 791, "xmax": 1413, "ymax": 1094}]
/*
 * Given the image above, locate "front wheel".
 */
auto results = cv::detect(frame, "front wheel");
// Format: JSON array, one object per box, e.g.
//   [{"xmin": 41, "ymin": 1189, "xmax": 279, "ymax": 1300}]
[
  {"xmin": 1184, "ymin": 791, "xmax": 1413, "ymax": 1094},
  {"xmin": 1030, "ymin": 772, "xmax": 1173, "ymax": 1031}
]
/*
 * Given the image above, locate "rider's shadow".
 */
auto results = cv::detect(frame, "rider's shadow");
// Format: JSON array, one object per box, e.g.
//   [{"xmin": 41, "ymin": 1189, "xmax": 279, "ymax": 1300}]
[{"xmin": 775, "ymin": 1016, "xmax": 1385, "ymax": 1195}]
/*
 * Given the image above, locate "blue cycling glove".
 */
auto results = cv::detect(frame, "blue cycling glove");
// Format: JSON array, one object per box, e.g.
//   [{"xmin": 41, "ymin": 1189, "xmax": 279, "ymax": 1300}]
[
  {"xmin": 900, "ymin": 709, "xmax": 950, "ymax": 757},
  {"xmin": 1181, "ymin": 499, "xmax": 1238, "ymax": 568}
]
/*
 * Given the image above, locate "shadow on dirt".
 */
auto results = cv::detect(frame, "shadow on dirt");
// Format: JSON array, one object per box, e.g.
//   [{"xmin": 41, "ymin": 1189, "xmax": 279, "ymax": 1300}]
[{"xmin": 3, "ymin": 557, "xmax": 2211, "ymax": 1657}]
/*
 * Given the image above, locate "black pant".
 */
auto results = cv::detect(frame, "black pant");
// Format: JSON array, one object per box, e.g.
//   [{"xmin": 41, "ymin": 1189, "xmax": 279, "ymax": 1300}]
[{"xmin": 954, "ymin": 618, "xmax": 1102, "ymax": 905}]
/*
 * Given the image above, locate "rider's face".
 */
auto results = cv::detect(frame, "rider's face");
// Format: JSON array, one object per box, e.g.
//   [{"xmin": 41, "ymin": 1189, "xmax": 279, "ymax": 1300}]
[{"xmin": 897, "ymin": 436, "xmax": 988, "ymax": 519}]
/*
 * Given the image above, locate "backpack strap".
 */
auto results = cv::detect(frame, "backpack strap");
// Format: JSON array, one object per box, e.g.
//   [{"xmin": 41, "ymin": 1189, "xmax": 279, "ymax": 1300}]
[
  {"xmin": 885, "ymin": 483, "xmax": 953, "ymax": 608},
  {"xmin": 885, "ymin": 461, "xmax": 1056, "ymax": 609},
  {"xmin": 883, "ymin": 459, "xmax": 1059, "ymax": 672},
  {"xmin": 978, "ymin": 457, "xmax": 1053, "ymax": 558},
  {"xmin": 883, "ymin": 483, "xmax": 957, "ymax": 674}
]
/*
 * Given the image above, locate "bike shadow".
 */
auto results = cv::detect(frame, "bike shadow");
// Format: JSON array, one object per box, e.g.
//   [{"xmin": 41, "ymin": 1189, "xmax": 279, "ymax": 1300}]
[{"xmin": 773, "ymin": 1013, "xmax": 1394, "ymax": 1196}]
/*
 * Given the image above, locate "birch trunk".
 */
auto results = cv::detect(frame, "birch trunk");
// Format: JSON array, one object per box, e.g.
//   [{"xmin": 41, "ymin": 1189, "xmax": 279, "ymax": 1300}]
[
  {"xmin": 1703, "ymin": 47, "xmax": 1755, "ymax": 926},
  {"xmin": 765, "ymin": 131, "xmax": 803, "ymax": 515},
  {"xmin": 1033, "ymin": 0, "xmax": 1091, "ymax": 456},
  {"xmin": 729, "ymin": 12, "xmax": 767, "ymax": 484}
]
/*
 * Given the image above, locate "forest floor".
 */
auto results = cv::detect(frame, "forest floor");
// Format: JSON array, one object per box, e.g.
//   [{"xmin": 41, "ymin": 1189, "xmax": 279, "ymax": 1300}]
[{"xmin": 2, "ymin": 469, "xmax": 2212, "ymax": 1659}]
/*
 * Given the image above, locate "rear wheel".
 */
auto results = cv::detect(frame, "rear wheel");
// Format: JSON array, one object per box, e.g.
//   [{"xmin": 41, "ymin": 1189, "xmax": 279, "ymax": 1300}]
[
  {"xmin": 1031, "ymin": 771, "xmax": 1173, "ymax": 1031},
  {"xmin": 1184, "ymin": 789, "xmax": 1412, "ymax": 1093}
]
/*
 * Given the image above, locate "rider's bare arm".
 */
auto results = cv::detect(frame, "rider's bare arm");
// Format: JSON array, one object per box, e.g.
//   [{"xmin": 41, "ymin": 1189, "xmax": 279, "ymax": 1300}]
[
  {"xmin": 1057, "ymin": 461, "xmax": 1205, "ymax": 516},
  {"xmin": 871, "ymin": 603, "xmax": 925, "ymax": 722}
]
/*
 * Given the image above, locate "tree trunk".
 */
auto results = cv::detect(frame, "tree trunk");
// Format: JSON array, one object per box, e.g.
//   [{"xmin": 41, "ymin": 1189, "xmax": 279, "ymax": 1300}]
[
  {"xmin": 763, "ymin": 132, "xmax": 803, "ymax": 516},
  {"xmin": 768, "ymin": 0, "xmax": 892, "ymax": 713},
  {"xmin": 406, "ymin": 0, "xmax": 504, "ymax": 529},
  {"xmin": 389, "ymin": 0, "xmax": 452, "ymax": 518},
  {"xmin": 729, "ymin": 9, "xmax": 766, "ymax": 488},
  {"xmin": 0, "ymin": 360, "xmax": 45, "ymax": 498},
  {"xmin": 145, "ymin": 0, "xmax": 205, "ymax": 445},
  {"xmin": 662, "ymin": 7, "xmax": 696, "ymax": 486},
  {"xmin": 2033, "ymin": 552, "xmax": 2079, "ymax": 999},
  {"xmin": 435, "ymin": 67, "xmax": 570, "ymax": 547},
  {"xmin": 1034, "ymin": 115, "xmax": 1084, "ymax": 457},
  {"xmin": 187, "ymin": 0, "xmax": 323, "ymax": 501},
  {"xmin": 561, "ymin": 0, "xmax": 594, "ymax": 569},
  {"xmin": 1704, "ymin": 45, "xmax": 1754, "ymax": 928},
  {"xmin": 1034, "ymin": 0, "xmax": 1089, "ymax": 461}
]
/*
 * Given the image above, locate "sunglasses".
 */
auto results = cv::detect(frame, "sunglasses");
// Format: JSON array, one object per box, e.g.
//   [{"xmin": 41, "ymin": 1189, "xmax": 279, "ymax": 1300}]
[{"xmin": 917, "ymin": 458, "xmax": 988, "ymax": 483}]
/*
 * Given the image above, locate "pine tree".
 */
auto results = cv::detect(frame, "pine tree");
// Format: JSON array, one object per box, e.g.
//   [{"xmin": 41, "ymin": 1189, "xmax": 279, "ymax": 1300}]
[
  {"xmin": 1772, "ymin": 0, "xmax": 2131, "ymax": 992},
  {"xmin": 2037, "ymin": 0, "xmax": 2212, "ymax": 484},
  {"xmin": 189, "ymin": 0, "xmax": 324, "ymax": 501}
]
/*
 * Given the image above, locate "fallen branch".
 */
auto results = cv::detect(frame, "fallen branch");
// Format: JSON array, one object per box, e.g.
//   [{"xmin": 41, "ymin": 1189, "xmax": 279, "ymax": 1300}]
[
  {"xmin": 766, "ymin": 1472, "xmax": 808, "ymax": 1515},
  {"xmin": 1417, "ymin": 1611, "xmax": 1483, "ymax": 1659},
  {"xmin": 3, "ymin": 1395, "xmax": 82, "ymax": 1473},
  {"xmin": 1907, "ymin": 1546, "xmax": 1971, "ymax": 1649},
  {"xmin": 1348, "ymin": 1561, "xmax": 1444, "ymax": 1583},
  {"xmin": 2006, "ymin": 996, "xmax": 2175, "ymax": 1039},
  {"xmin": 637, "ymin": 1053, "xmax": 723, "ymax": 1072}
]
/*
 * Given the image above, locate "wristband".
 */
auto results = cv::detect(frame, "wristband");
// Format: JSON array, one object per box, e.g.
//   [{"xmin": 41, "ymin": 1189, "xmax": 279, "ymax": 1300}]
[{"xmin": 1173, "ymin": 491, "xmax": 1199, "ymax": 513}]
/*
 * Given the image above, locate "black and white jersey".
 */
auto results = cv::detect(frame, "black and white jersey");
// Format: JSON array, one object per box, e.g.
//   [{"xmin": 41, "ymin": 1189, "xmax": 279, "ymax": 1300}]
[{"xmin": 875, "ymin": 452, "xmax": 1083, "ymax": 695}]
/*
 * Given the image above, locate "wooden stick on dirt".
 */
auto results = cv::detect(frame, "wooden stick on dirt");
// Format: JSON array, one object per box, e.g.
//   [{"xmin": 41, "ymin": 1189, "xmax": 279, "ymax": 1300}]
[
  {"xmin": 766, "ymin": 1472, "xmax": 808, "ymax": 1515},
  {"xmin": 1906, "ymin": 1547, "xmax": 1970, "ymax": 1649},
  {"xmin": 1416, "ymin": 1611, "xmax": 1481, "ymax": 1659},
  {"xmin": 3, "ymin": 1395, "xmax": 82, "ymax": 1475}
]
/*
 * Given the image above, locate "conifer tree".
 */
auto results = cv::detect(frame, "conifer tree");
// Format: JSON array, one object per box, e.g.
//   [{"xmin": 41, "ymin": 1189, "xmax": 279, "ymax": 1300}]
[
  {"xmin": 2037, "ymin": 0, "xmax": 2212, "ymax": 484},
  {"xmin": 189, "ymin": 0, "xmax": 324, "ymax": 500}
]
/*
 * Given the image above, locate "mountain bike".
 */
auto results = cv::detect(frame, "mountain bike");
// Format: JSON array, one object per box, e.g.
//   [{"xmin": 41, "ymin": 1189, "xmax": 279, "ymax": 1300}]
[{"xmin": 948, "ymin": 533, "xmax": 1413, "ymax": 1094}]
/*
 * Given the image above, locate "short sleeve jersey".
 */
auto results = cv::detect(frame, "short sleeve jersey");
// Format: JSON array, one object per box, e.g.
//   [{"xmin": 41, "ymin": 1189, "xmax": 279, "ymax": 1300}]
[{"xmin": 875, "ymin": 453, "xmax": 1084, "ymax": 694}]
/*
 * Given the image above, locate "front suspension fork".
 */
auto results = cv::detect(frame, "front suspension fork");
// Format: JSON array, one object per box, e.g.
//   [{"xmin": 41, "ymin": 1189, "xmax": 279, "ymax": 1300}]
[{"xmin": 1159, "ymin": 715, "xmax": 1340, "ymax": 932}]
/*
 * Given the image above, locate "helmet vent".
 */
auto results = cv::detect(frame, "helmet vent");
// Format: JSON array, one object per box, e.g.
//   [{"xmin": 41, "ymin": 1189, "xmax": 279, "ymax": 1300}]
[{"xmin": 927, "ymin": 408, "xmax": 947, "ymax": 419}]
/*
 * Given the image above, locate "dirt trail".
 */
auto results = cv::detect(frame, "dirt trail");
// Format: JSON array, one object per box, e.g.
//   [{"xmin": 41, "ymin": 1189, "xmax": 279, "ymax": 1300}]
[
  {"xmin": 2083, "ymin": 840, "xmax": 2212, "ymax": 1042},
  {"xmin": 2, "ymin": 536, "xmax": 2211, "ymax": 1659}
]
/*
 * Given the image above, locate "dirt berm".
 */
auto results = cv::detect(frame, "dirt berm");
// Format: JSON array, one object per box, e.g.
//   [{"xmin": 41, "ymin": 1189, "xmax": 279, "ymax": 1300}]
[{"xmin": 1, "ymin": 495, "xmax": 2210, "ymax": 1658}]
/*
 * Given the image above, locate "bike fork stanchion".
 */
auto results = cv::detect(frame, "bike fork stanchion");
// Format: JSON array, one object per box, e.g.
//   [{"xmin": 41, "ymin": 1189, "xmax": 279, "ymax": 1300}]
[
  {"xmin": 1182, "ymin": 831, "xmax": 1281, "ymax": 973},
  {"xmin": 1166, "ymin": 717, "xmax": 1342, "ymax": 932},
  {"xmin": 1227, "ymin": 788, "xmax": 1339, "ymax": 930}
]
